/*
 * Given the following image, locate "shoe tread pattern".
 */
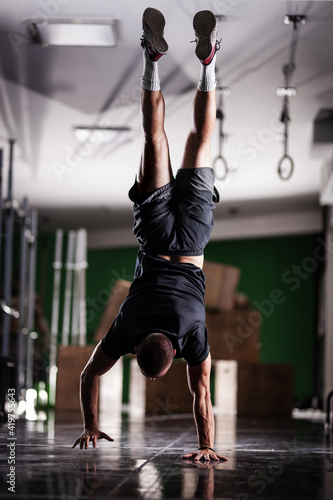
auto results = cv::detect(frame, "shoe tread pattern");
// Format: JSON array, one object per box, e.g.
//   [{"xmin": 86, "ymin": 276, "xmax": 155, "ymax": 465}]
[
  {"xmin": 143, "ymin": 7, "xmax": 168, "ymax": 54},
  {"xmin": 193, "ymin": 10, "xmax": 217, "ymax": 61}
]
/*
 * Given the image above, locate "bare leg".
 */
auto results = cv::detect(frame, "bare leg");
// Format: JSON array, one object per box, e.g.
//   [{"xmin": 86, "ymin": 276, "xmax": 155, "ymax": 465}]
[
  {"xmin": 138, "ymin": 8, "xmax": 172, "ymax": 195},
  {"xmin": 180, "ymin": 9, "xmax": 218, "ymax": 170},
  {"xmin": 137, "ymin": 89, "xmax": 173, "ymax": 196},
  {"xmin": 180, "ymin": 88, "xmax": 216, "ymax": 169}
]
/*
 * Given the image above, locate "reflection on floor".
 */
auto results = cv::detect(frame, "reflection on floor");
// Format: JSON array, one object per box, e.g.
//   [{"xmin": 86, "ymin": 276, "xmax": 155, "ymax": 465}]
[{"xmin": 0, "ymin": 409, "xmax": 332, "ymax": 499}]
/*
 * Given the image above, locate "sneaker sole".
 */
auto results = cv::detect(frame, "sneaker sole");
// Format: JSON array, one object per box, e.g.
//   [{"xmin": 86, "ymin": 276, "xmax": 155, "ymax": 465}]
[
  {"xmin": 193, "ymin": 10, "xmax": 217, "ymax": 61},
  {"xmin": 142, "ymin": 7, "xmax": 168, "ymax": 54}
]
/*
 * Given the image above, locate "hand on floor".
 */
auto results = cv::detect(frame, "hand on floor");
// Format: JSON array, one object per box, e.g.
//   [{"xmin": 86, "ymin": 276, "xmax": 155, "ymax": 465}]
[
  {"xmin": 182, "ymin": 449, "xmax": 227, "ymax": 462},
  {"xmin": 72, "ymin": 427, "xmax": 114, "ymax": 449}
]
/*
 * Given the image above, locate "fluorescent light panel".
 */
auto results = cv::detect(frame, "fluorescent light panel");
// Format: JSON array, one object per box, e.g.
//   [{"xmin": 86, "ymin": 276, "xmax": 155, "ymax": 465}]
[
  {"xmin": 74, "ymin": 127, "xmax": 133, "ymax": 144},
  {"xmin": 34, "ymin": 21, "xmax": 117, "ymax": 47}
]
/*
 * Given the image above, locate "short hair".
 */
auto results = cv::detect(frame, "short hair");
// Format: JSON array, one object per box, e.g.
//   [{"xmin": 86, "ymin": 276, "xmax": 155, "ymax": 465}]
[{"xmin": 136, "ymin": 333, "xmax": 174, "ymax": 378}]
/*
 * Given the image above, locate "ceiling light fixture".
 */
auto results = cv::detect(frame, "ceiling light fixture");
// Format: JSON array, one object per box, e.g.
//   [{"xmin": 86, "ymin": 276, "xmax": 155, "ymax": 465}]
[
  {"xmin": 33, "ymin": 20, "xmax": 117, "ymax": 47},
  {"xmin": 74, "ymin": 126, "xmax": 133, "ymax": 144}
]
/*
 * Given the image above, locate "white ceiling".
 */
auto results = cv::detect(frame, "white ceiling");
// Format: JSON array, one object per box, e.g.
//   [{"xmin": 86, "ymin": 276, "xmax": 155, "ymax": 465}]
[{"xmin": 0, "ymin": 0, "xmax": 332, "ymax": 233}]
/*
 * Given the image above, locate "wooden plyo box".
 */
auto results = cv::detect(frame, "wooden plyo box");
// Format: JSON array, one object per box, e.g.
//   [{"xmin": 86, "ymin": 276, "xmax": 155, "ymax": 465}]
[
  {"xmin": 206, "ymin": 309, "xmax": 261, "ymax": 362},
  {"xmin": 129, "ymin": 359, "xmax": 193, "ymax": 416},
  {"xmin": 213, "ymin": 360, "xmax": 294, "ymax": 417},
  {"xmin": 56, "ymin": 345, "xmax": 124, "ymax": 413},
  {"xmin": 203, "ymin": 261, "xmax": 241, "ymax": 311},
  {"xmin": 56, "ymin": 345, "xmax": 95, "ymax": 411},
  {"xmin": 94, "ymin": 279, "xmax": 132, "ymax": 342}
]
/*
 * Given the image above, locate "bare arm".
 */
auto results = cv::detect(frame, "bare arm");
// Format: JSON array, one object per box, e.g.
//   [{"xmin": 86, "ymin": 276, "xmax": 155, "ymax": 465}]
[
  {"xmin": 72, "ymin": 341, "xmax": 118, "ymax": 449},
  {"xmin": 183, "ymin": 354, "xmax": 227, "ymax": 462}
]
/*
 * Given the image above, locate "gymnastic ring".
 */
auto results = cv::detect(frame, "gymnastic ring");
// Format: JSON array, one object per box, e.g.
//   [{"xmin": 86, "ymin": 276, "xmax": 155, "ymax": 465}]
[
  {"xmin": 213, "ymin": 155, "xmax": 229, "ymax": 181},
  {"xmin": 277, "ymin": 154, "xmax": 294, "ymax": 181}
]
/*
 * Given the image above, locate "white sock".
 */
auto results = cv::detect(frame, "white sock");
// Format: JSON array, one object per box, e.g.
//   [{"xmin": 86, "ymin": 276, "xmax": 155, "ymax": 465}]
[
  {"xmin": 198, "ymin": 55, "xmax": 217, "ymax": 92},
  {"xmin": 141, "ymin": 49, "xmax": 160, "ymax": 91}
]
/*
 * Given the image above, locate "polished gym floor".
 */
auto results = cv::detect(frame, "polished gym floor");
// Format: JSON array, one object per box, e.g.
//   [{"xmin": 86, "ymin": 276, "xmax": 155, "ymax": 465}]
[{"xmin": 0, "ymin": 409, "xmax": 332, "ymax": 499}]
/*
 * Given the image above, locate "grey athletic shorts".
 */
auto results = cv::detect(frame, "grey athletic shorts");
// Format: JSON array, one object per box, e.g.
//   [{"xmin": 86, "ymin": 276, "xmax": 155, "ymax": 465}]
[{"xmin": 128, "ymin": 167, "xmax": 219, "ymax": 256}]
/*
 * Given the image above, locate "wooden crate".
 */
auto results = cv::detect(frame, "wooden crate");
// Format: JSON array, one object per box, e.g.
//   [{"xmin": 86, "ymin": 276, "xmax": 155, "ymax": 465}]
[
  {"xmin": 56, "ymin": 345, "xmax": 95, "ymax": 411},
  {"xmin": 129, "ymin": 359, "xmax": 193, "ymax": 416},
  {"xmin": 206, "ymin": 309, "xmax": 261, "ymax": 362},
  {"xmin": 94, "ymin": 279, "xmax": 131, "ymax": 342},
  {"xmin": 214, "ymin": 360, "xmax": 294, "ymax": 417},
  {"xmin": 203, "ymin": 261, "xmax": 240, "ymax": 311}
]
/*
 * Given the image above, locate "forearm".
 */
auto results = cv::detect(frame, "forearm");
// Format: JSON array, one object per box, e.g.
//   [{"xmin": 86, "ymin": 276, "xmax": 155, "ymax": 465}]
[
  {"xmin": 193, "ymin": 391, "xmax": 215, "ymax": 449},
  {"xmin": 80, "ymin": 370, "xmax": 99, "ymax": 429}
]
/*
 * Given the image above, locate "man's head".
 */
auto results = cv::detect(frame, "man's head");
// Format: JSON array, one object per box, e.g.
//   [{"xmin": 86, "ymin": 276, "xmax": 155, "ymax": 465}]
[{"xmin": 136, "ymin": 333, "xmax": 175, "ymax": 379}]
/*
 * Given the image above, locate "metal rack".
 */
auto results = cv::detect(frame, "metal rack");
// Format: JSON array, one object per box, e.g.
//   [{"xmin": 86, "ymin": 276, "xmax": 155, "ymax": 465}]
[{"xmin": 0, "ymin": 140, "xmax": 38, "ymax": 422}]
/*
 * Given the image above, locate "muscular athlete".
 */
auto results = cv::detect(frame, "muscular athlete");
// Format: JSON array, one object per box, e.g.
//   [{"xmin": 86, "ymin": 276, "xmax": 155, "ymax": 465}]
[{"xmin": 73, "ymin": 8, "xmax": 227, "ymax": 463}]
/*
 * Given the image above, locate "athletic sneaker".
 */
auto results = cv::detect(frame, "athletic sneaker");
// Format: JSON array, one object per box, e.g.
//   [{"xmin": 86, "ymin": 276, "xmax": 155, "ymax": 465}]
[
  {"xmin": 141, "ymin": 7, "xmax": 168, "ymax": 61},
  {"xmin": 193, "ymin": 10, "xmax": 219, "ymax": 65}
]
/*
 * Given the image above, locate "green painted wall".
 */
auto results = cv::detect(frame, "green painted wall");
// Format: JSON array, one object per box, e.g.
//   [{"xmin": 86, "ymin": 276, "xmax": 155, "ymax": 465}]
[
  {"xmin": 205, "ymin": 234, "xmax": 319, "ymax": 402},
  {"xmin": 86, "ymin": 247, "xmax": 137, "ymax": 339},
  {"xmin": 36, "ymin": 232, "xmax": 320, "ymax": 402}
]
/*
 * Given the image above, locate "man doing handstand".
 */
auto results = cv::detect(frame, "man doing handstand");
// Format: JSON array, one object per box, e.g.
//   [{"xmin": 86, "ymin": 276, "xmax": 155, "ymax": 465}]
[{"xmin": 73, "ymin": 7, "xmax": 226, "ymax": 463}]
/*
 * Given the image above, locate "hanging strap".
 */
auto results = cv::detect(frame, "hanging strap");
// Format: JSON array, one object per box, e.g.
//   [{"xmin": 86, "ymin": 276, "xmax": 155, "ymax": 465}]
[{"xmin": 213, "ymin": 94, "xmax": 229, "ymax": 181}]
